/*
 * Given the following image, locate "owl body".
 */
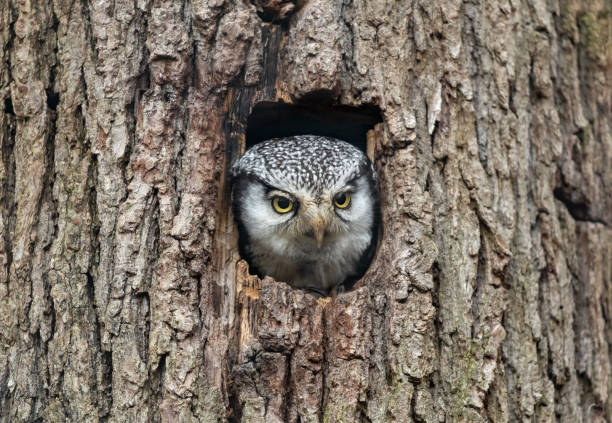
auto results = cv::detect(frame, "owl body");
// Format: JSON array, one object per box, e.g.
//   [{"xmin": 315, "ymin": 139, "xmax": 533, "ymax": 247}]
[{"xmin": 231, "ymin": 135, "xmax": 379, "ymax": 294}]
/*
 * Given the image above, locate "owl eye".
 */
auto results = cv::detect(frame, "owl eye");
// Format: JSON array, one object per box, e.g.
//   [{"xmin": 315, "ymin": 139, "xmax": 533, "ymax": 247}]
[
  {"xmin": 334, "ymin": 192, "xmax": 351, "ymax": 209},
  {"xmin": 272, "ymin": 196, "xmax": 294, "ymax": 213}
]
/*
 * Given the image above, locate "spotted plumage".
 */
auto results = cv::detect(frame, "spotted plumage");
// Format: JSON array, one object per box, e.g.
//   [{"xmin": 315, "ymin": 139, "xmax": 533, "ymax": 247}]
[{"xmin": 231, "ymin": 135, "xmax": 380, "ymax": 295}]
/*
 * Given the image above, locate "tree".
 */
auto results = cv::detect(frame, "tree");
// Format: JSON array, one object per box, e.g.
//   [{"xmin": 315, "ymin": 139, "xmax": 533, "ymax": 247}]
[{"xmin": 0, "ymin": 0, "xmax": 610, "ymax": 421}]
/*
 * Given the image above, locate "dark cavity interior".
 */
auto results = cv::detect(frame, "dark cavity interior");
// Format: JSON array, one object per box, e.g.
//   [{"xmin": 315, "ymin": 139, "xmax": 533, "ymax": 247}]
[{"xmin": 246, "ymin": 100, "xmax": 383, "ymax": 152}]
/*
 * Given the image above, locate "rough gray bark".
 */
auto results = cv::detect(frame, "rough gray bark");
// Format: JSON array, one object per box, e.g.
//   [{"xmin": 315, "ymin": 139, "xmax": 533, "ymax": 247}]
[{"xmin": 0, "ymin": 0, "xmax": 610, "ymax": 422}]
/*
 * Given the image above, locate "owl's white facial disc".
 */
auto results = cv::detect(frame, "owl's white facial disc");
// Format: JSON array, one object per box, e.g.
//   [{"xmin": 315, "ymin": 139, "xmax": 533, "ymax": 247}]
[
  {"xmin": 231, "ymin": 135, "xmax": 380, "ymax": 293},
  {"xmin": 238, "ymin": 182, "xmax": 297, "ymax": 241}
]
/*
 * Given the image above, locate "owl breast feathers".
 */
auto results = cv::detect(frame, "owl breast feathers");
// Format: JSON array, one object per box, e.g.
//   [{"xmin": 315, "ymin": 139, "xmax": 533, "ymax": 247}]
[{"xmin": 231, "ymin": 135, "xmax": 380, "ymax": 295}]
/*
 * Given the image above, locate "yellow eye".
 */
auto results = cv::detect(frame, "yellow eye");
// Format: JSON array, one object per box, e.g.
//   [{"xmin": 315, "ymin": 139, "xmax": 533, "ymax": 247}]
[
  {"xmin": 334, "ymin": 192, "xmax": 351, "ymax": 209},
  {"xmin": 272, "ymin": 196, "xmax": 293, "ymax": 213}
]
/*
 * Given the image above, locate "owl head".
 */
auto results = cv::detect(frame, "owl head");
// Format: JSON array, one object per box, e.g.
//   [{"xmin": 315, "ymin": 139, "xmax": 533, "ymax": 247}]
[{"xmin": 230, "ymin": 135, "xmax": 380, "ymax": 294}]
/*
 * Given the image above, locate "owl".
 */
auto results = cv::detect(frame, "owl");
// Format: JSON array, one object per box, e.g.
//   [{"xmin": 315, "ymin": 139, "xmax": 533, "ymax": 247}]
[{"xmin": 231, "ymin": 135, "xmax": 380, "ymax": 295}]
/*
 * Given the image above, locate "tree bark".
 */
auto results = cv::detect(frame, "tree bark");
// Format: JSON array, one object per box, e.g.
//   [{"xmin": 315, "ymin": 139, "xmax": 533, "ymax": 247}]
[{"xmin": 0, "ymin": 0, "xmax": 610, "ymax": 421}]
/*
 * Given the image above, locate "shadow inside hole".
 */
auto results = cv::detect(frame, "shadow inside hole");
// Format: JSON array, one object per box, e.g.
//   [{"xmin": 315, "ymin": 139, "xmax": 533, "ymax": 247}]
[{"xmin": 246, "ymin": 100, "xmax": 383, "ymax": 153}]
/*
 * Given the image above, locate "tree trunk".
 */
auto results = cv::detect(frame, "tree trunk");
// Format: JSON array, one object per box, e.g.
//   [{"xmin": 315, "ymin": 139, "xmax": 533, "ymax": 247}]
[{"xmin": 0, "ymin": 0, "xmax": 610, "ymax": 421}]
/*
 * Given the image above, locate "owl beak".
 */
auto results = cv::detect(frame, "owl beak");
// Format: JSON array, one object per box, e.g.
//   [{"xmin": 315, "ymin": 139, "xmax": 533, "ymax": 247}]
[{"xmin": 311, "ymin": 216, "xmax": 327, "ymax": 249}]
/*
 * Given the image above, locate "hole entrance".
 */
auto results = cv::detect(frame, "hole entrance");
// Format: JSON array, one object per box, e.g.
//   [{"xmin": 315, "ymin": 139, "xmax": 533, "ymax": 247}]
[
  {"xmin": 246, "ymin": 101, "xmax": 383, "ymax": 152},
  {"xmin": 232, "ymin": 100, "xmax": 383, "ymax": 296}
]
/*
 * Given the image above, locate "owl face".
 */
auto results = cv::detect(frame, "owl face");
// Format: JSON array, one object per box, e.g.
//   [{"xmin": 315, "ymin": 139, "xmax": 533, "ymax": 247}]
[{"xmin": 231, "ymin": 136, "xmax": 380, "ymax": 294}]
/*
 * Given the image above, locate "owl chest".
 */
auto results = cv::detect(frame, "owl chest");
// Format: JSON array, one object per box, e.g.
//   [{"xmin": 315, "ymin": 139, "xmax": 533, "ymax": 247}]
[
  {"xmin": 247, "ymin": 234, "xmax": 368, "ymax": 292},
  {"xmin": 254, "ymin": 251, "xmax": 346, "ymax": 291}
]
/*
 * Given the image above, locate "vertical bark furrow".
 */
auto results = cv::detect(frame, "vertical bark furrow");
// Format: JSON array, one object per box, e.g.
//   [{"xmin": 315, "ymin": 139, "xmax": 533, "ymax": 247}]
[
  {"xmin": 0, "ymin": 0, "xmax": 16, "ymax": 402},
  {"xmin": 2, "ymin": 0, "xmax": 57, "ymax": 420}
]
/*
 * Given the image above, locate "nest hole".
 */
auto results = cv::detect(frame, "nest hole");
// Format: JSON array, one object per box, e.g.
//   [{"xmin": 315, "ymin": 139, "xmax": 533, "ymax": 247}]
[
  {"xmin": 228, "ymin": 100, "xmax": 383, "ymax": 296},
  {"xmin": 246, "ymin": 100, "xmax": 382, "ymax": 153}
]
